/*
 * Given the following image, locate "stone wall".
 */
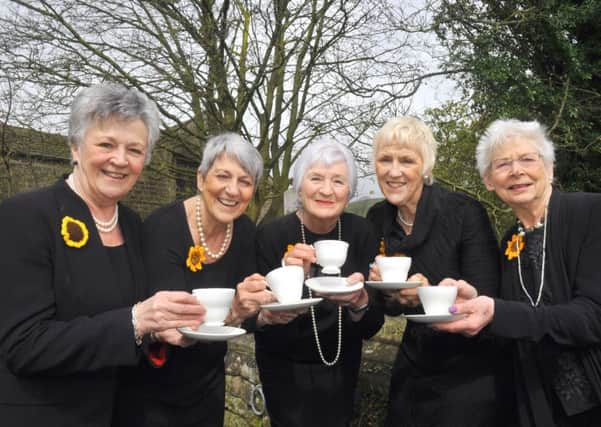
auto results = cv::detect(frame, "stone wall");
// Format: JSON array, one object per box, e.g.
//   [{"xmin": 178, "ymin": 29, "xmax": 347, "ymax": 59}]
[{"xmin": 224, "ymin": 316, "xmax": 405, "ymax": 426}]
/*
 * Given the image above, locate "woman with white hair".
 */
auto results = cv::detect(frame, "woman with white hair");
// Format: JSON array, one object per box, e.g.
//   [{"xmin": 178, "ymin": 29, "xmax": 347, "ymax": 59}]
[
  {"xmin": 436, "ymin": 119, "xmax": 601, "ymax": 426},
  {"xmin": 114, "ymin": 133, "xmax": 274, "ymax": 426},
  {"xmin": 254, "ymin": 139, "xmax": 384, "ymax": 426},
  {"xmin": 366, "ymin": 116, "xmax": 507, "ymax": 426}
]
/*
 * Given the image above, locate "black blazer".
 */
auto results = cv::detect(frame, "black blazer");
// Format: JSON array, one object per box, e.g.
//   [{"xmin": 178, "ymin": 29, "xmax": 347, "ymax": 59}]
[{"xmin": 0, "ymin": 179, "xmax": 145, "ymax": 427}]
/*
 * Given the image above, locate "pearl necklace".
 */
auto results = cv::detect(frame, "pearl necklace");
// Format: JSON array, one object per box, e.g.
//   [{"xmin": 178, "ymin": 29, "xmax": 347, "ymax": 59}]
[
  {"xmin": 195, "ymin": 195, "xmax": 232, "ymax": 259},
  {"xmin": 66, "ymin": 174, "xmax": 119, "ymax": 233},
  {"xmin": 300, "ymin": 211, "xmax": 343, "ymax": 367},
  {"xmin": 516, "ymin": 206, "xmax": 548, "ymax": 307},
  {"xmin": 396, "ymin": 209, "xmax": 414, "ymax": 227}
]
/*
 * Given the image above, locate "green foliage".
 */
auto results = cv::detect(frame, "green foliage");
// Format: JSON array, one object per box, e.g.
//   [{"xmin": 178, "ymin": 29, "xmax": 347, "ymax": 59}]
[{"xmin": 432, "ymin": 0, "xmax": 601, "ymax": 194}]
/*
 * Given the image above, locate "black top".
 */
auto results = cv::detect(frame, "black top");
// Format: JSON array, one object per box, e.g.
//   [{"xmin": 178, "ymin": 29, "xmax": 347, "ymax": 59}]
[
  {"xmin": 367, "ymin": 183, "xmax": 504, "ymax": 426},
  {"xmin": 491, "ymin": 189, "xmax": 601, "ymax": 426},
  {"xmin": 254, "ymin": 211, "xmax": 383, "ymax": 364},
  {"xmin": 0, "ymin": 179, "xmax": 144, "ymax": 427},
  {"xmin": 121, "ymin": 200, "xmax": 257, "ymax": 405}
]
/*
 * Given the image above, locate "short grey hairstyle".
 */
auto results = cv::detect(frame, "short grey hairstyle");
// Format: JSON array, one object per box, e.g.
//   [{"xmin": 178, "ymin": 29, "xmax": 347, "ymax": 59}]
[
  {"xmin": 292, "ymin": 139, "xmax": 357, "ymax": 200},
  {"xmin": 476, "ymin": 119, "xmax": 555, "ymax": 178},
  {"xmin": 69, "ymin": 83, "xmax": 161, "ymax": 165},
  {"xmin": 199, "ymin": 133, "xmax": 263, "ymax": 186},
  {"xmin": 372, "ymin": 116, "xmax": 438, "ymax": 185}
]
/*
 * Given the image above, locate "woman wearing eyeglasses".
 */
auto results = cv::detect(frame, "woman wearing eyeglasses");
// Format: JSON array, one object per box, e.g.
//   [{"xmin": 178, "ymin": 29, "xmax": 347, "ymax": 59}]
[{"xmin": 436, "ymin": 119, "xmax": 601, "ymax": 426}]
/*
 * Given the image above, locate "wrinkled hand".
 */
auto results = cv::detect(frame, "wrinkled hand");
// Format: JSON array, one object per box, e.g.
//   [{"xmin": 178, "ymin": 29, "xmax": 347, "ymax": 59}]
[
  {"xmin": 152, "ymin": 328, "xmax": 196, "ymax": 348},
  {"xmin": 283, "ymin": 243, "xmax": 316, "ymax": 277},
  {"xmin": 316, "ymin": 272, "xmax": 368, "ymax": 310},
  {"xmin": 135, "ymin": 291, "xmax": 205, "ymax": 335},
  {"xmin": 431, "ymin": 295, "xmax": 495, "ymax": 336},
  {"xmin": 227, "ymin": 274, "xmax": 276, "ymax": 325},
  {"xmin": 257, "ymin": 308, "xmax": 306, "ymax": 327},
  {"xmin": 438, "ymin": 278, "xmax": 478, "ymax": 303}
]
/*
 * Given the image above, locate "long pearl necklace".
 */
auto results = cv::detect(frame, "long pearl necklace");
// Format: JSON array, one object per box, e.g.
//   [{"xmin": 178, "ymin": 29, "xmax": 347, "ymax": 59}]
[
  {"xmin": 195, "ymin": 195, "xmax": 232, "ymax": 259},
  {"xmin": 396, "ymin": 209, "xmax": 414, "ymax": 227},
  {"xmin": 66, "ymin": 174, "xmax": 119, "ymax": 233},
  {"xmin": 300, "ymin": 211, "xmax": 343, "ymax": 367},
  {"xmin": 516, "ymin": 206, "xmax": 548, "ymax": 307}
]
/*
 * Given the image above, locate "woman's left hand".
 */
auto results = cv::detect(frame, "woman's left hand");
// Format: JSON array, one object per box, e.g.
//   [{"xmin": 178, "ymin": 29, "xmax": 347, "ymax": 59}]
[
  {"xmin": 153, "ymin": 329, "xmax": 196, "ymax": 348},
  {"xmin": 227, "ymin": 273, "xmax": 276, "ymax": 325},
  {"xmin": 316, "ymin": 272, "xmax": 368, "ymax": 309}
]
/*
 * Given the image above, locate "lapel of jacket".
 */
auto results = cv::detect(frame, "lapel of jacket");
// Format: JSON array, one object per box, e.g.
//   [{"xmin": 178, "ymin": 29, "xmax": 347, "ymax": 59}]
[{"xmin": 53, "ymin": 179, "xmax": 125, "ymax": 315}]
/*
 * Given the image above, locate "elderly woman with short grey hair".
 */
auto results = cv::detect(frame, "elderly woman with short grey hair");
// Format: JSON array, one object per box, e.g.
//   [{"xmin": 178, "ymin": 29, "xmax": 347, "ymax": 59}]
[
  {"xmin": 0, "ymin": 83, "xmax": 206, "ymax": 427},
  {"xmin": 254, "ymin": 139, "xmax": 384, "ymax": 426},
  {"xmin": 436, "ymin": 119, "xmax": 601, "ymax": 426},
  {"xmin": 114, "ymin": 132, "xmax": 274, "ymax": 426}
]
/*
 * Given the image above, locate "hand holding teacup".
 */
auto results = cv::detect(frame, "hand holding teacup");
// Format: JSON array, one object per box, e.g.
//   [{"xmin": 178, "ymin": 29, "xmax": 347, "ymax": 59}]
[
  {"xmin": 135, "ymin": 290, "xmax": 206, "ymax": 338},
  {"xmin": 319, "ymin": 272, "xmax": 369, "ymax": 311},
  {"xmin": 282, "ymin": 243, "xmax": 316, "ymax": 277},
  {"xmin": 430, "ymin": 278, "xmax": 493, "ymax": 336},
  {"xmin": 226, "ymin": 273, "xmax": 276, "ymax": 325}
]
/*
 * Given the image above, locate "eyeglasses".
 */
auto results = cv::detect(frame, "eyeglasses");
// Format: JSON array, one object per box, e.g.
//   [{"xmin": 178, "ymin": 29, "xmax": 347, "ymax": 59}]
[{"xmin": 491, "ymin": 152, "xmax": 541, "ymax": 174}]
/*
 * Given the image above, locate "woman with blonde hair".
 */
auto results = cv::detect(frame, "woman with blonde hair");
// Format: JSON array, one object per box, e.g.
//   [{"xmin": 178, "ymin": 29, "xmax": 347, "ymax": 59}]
[{"xmin": 367, "ymin": 116, "xmax": 509, "ymax": 426}]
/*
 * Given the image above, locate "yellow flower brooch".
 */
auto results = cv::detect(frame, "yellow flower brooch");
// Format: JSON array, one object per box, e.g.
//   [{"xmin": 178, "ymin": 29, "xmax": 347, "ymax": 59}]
[
  {"xmin": 505, "ymin": 234, "xmax": 524, "ymax": 260},
  {"xmin": 61, "ymin": 216, "xmax": 89, "ymax": 248},
  {"xmin": 186, "ymin": 245, "xmax": 206, "ymax": 272}
]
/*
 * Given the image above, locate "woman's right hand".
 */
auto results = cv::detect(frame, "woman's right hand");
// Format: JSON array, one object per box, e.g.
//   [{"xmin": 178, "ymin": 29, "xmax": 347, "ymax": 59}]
[
  {"xmin": 283, "ymin": 243, "xmax": 316, "ymax": 277},
  {"xmin": 135, "ymin": 290, "xmax": 206, "ymax": 336}
]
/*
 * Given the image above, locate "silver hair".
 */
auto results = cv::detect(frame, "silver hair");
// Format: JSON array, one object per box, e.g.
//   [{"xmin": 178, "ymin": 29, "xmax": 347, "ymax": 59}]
[
  {"xmin": 476, "ymin": 119, "xmax": 555, "ymax": 178},
  {"xmin": 372, "ymin": 116, "xmax": 438, "ymax": 185},
  {"xmin": 69, "ymin": 83, "xmax": 161, "ymax": 165},
  {"xmin": 199, "ymin": 133, "xmax": 264, "ymax": 186},
  {"xmin": 291, "ymin": 139, "xmax": 357, "ymax": 201}
]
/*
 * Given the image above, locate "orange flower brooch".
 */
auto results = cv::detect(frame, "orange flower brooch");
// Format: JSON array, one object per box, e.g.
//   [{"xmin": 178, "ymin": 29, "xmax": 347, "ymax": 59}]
[{"xmin": 505, "ymin": 234, "xmax": 524, "ymax": 260}]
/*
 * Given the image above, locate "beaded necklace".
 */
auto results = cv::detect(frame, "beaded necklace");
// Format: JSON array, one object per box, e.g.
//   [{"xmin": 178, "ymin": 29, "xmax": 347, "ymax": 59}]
[
  {"xmin": 195, "ymin": 195, "xmax": 232, "ymax": 259},
  {"xmin": 516, "ymin": 206, "xmax": 548, "ymax": 307},
  {"xmin": 300, "ymin": 211, "xmax": 342, "ymax": 367},
  {"xmin": 396, "ymin": 209, "xmax": 414, "ymax": 228},
  {"xmin": 66, "ymin": 174, "xmax": 119, "ymax": 233}
]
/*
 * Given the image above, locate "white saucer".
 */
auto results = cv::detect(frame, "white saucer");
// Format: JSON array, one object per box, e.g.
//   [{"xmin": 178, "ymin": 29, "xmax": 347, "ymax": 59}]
[
  {"xmin": 261, "ymin": 297, "xmax": 323, "ymax": 311},
  {"xmin": 177, "ymin": 325, "xmax": 246, "ymax": 341},
  {"xmin": 403, "ymin": 313, "xmax": 465, "ymax": 323},
  {"xmin": 305, "ymin": 277, "xmax": 364, "ymax": 295},
  {"xmin": 366, "ymin": 281, "xmax": 421, "ymax": 290}
]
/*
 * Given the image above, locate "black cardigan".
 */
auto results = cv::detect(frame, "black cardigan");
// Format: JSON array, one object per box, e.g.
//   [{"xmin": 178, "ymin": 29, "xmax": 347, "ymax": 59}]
[
  {"xmin": 0, "ymin": 179, "xmax": 144, "ymax": 427},
  {"xmin": 490, "ymin": 189, "xmax": 601, "ymax": 425}
]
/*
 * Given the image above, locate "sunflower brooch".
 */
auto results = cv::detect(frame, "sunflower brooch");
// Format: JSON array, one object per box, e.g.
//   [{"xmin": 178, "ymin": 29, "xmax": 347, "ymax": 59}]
[
  {"xmin": 505, "ymin": 233, "xmax": 524, "ymax": 261},
  {"xmin": 186, "ymin": 245, "xmax": 206, "ymax": 272},
  {"xmin": 61, "ymin": 216, "xmax": 89, "ymax": 248}
]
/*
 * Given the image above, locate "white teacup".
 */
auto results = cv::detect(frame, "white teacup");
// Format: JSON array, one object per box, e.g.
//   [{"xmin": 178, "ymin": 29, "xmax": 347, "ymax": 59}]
[
  {"xmin": 314, "ymin": 240, "xmax": 349, "ymax": 275},
  {"xmin": 192, "ymin": 288, "xmax": 235, "ymax": 326},
  {"xmin": 376, "ymin": 256, "xmax": 412, "ymax": 282},
  {"xmin": 417, "ymin": 286, "xmax": 457, "ymax": 315},
  {"xmin": 265, "ymin": 265, "xmax": 304, "ymax": 304}
]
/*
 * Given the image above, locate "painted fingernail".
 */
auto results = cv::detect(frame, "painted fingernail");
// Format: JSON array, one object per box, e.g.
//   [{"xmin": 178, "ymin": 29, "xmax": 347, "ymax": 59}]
[{"xmin": 449, "ymin": 305, "xmax": 457, "ymax": 314}]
